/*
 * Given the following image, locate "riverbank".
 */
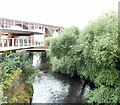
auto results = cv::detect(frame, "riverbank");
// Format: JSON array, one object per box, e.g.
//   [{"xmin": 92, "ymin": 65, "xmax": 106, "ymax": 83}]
[
  {"xmin": 0, "ymin": 51, "xmax": 38, "ymax": 104},
  {"xmin": 47, "ymin": 11, "xmax": 120, "ymax": 103},
  {"xmin": 32, "ymin": 57, "xmax": 92, "ymax": 103}
]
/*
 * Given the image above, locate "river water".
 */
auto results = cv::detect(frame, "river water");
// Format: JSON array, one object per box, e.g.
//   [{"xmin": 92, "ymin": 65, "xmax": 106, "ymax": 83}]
[{"xmin": 32, "ymin": 54, "xmax": 90, "ymax": 103}]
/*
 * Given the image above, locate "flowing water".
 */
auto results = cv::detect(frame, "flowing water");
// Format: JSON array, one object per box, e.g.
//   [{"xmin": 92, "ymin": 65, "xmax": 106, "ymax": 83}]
[{"xmin": 32, "ymin": 54, "xmax": 90, "ymax": 103}]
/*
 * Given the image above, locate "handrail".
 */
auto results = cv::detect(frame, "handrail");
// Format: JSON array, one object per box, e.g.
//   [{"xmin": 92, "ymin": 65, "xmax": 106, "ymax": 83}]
[{"xmin": 0, "ymin": 38, "xmax": 44, "ymax": 48}]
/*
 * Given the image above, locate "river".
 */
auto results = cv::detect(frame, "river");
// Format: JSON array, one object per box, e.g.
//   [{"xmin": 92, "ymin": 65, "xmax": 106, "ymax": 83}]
[{"xmin": 31, "ymin": 54, "xmax": 90, "ymax": 103}]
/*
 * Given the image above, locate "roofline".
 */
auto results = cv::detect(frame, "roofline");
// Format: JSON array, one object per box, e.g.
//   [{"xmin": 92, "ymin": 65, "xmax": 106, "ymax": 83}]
[
  {"xmin": 0, "ymin": 27, "xmax": 43, "ymax": 35},
  {"xmin": 0, "ymin": 17, "xmax": 64, "ymax": 29}
]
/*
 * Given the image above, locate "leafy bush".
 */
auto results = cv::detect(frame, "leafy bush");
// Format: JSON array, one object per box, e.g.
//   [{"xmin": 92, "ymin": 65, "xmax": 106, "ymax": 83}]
[
  {"xmin": 17, "ymin": 51, "xmax": 38, "ymax": 83},
  {"xmin": 45, "ymin": 37, "xmax": 53, "ymax": 46},
  {"xmin": 3, "ymin": 69, "xmax": 22, "ymax": 91},
  {"xmin": 49, "ymin": 11, "xmax": 120, "ymax": 103},
  {"xmin": 87, "ymin": 85, "xmax": 120, "ymax": 103},
  {"xmin": 0, "ymin": 51, "xmax": 39, "ymax": 103},
  {"xmin": 51, "ymin": 56, "xmax": 77, "ymax": 76},
  {"xmin": 1, "ymin": 51, "xmax": 38, "ymax": 83},
  {"xmin": 94, "ymin": 69, "xmax": 120, "ymax": 87},
  {"xmin": 49, "ymin": 26, "xmax": 80, "ymax": 76}
]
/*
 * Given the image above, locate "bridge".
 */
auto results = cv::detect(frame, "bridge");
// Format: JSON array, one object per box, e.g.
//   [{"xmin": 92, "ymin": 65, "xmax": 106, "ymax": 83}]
[
  {"xmin": 0, "ymin": 17, "xmax": 63, "ymax": 53},
  {"xmin": 0, "ymin": 37, "xmax": 48, "ymax": 52}
]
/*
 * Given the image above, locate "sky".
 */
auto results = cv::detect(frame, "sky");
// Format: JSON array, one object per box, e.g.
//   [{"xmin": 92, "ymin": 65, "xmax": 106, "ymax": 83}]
[{"xmin": 0, "ymin": 0, "xmax": 119, "ymax": 29}]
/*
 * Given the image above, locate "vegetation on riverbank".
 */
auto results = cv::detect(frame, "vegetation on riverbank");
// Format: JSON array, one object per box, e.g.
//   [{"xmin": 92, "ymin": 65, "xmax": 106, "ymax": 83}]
[
  {"xmin": 0, "ymin": 51, "xmax": 38, "ymax": 104},
  {"xmin": 48, "ymin": 11, "xmax": 120, "ymax": 103}
]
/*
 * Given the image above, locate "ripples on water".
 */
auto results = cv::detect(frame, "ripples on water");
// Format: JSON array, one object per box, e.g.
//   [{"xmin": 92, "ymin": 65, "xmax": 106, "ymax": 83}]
[
  {"xmin": 32, "ymin": 70, "xmax": 90, "ymax": 103},
  {"xmin": 32, "ymin": 54, "xmax": 90, "ymax": 103},
  {"xmin": 32, "ymin": 71, "xmax": 69, "ymax": 103}
]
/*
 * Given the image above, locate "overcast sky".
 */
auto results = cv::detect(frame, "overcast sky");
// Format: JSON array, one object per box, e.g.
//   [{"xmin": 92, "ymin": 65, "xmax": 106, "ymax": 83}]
[{"xmin": 0, "ymin": 0, "xmax": 119, "ymax": 29}]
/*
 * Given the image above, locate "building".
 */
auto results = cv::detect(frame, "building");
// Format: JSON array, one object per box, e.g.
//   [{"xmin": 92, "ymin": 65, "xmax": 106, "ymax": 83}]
[{"xmin": 0, "ymin": 17, "xmax": 64, "ymax": 43}]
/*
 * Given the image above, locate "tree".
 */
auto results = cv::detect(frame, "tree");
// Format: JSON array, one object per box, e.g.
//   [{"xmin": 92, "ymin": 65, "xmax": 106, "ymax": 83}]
[
  {"xmin": 49, "ymin": 11, "xmax": 120, "ymax": 103},
  {"xmin": 49, "ymin": 26, "xmax": 80, "ymax": 76}
]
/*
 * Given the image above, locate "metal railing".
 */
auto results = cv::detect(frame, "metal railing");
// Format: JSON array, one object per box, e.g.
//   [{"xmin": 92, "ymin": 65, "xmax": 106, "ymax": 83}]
[{"xmin": 0, "ymin": 38, "xmax": 44, "ymax": 48}]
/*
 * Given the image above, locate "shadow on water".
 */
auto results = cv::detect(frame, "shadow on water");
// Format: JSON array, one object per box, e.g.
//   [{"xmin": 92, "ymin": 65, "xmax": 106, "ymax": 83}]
[{"xmin": 32, "ymin": 55, "xmax": 91, "ymax": 103}]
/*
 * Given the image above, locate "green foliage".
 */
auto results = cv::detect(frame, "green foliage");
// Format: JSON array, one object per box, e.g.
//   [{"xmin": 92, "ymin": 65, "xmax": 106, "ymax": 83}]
[
  {"xmin": 82, "ymin": 11, "xmax": 119, "ymax": 103},
  {"xmin": 0, "ymin": 66, "xmax": 6, "ymax": 104},
  {"xmin": 45, "ymin": 37, "xmax": 53, "ymax": 46},
  {"xmin": 0, "ymin": 84, "xmax": 6, "ymax": 105},
  {"xmin": 87, "ymin": 85, "xmax": 120, "ymax": 103},
  {"xmin": 50, "ymin": 27, "xmax": 78, "ymax": 54},
  {"xmin": 51, "ymin": 56, "xmax": 77, "ymax": 76},
  {"xmin": 81, "ymin": 11, "xmax": 119, "ymax": 103},
  {"xmin": 51, "ymin": 57, "xmax": 62, "ymax": 72},
  {"xmin": 17, "ymin": 51, "xmax": 38, "ymax": 82},
  {"xmin": 1, "ymin": 53, "xmax": 20, "ymax": 79},
  {"xmin": 0, "ymin": 51, "xmax": 38, "ymax": 103},
  {"xmin": 49, "ymin": 11, "xmax": 120, "ymax": 103},
  {"xmin": 1, "ymin": 51, "xmax": 38, "ymax": 83},
  {"xmin": 94, "ymin": 69, "xmax": 120, "ymax": 87},
  {"xmin": 50, "ymin": 32, "xmax": 77, "ymax": 58},
  {"xmin": 3, "ymin": 69, "xmax": 22, "ymax": 91},
  {"xmin": 49, "ymin": 26, "xmax": 80, "ymax": 76}
]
